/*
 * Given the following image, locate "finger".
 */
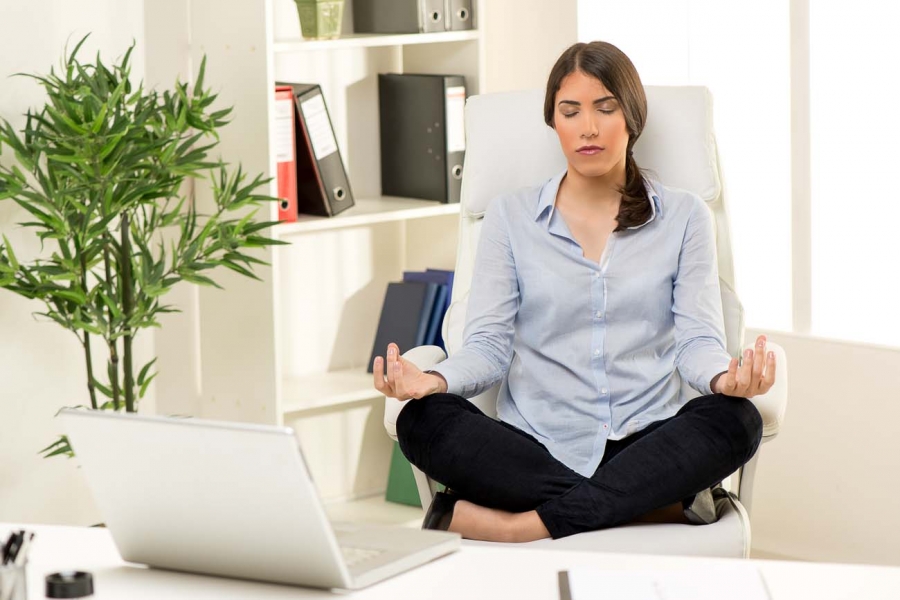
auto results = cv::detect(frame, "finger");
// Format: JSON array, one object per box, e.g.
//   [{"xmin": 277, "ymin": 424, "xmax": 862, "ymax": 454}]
[
  {"xmin": 385, "ymin": 344, "xmax": 397, "ymax": 389},
  {"xmin": 724, "ymin": 357, "xmax": 738, "ymax": 393},
  {"xmin": 751, "ymin": 336, "xmax": 766, "ymax": 390},
  {"xmin": 393, "ymin": 359, "xmax": 408, "ymax": 400},
  {"xmin": 373, "ymin": 356, "xmax": 385, "ymax": 393},
  {"xmin": 737, "ymin": 349, "xmax": 753, "ymax": 393},
  {"xmin": 761, "ymin": 350, "xmax": 777, "ymax": 392},
  {"xmin": 373, "ymin": 356, "xmax": 392, "ymax": 395}
]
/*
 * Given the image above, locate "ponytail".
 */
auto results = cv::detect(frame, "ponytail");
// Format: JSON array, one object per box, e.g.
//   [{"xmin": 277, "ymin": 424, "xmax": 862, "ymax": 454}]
[{"xmin": 614, "ymin": 149, "xmax": 652, "ymax": 231}]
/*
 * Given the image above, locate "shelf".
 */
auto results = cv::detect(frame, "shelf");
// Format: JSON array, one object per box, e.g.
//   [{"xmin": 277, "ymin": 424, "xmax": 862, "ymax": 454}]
[
  {"xmin": 323, "ymin": 493, "xmax": 423, "ymax": 528},
  {"xmin": 274, "ymin": 30, "xmax": 480, "ymax": 53},
  {"xmin": 275, "ymin": 196, "xmax": 460, "ymax": 237},
  {"xmin": 282, "ymin": 367, "xmax": 382, "ymax": 415}
]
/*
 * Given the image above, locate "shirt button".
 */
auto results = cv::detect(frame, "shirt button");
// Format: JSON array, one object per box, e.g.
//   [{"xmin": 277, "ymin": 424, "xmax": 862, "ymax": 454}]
[
  {"xmin": 601, "ymin": 387, "xmax": 608, "ymax": 394},
  {"xmin": 603, "ymin": 424, "xmax": 609, "ymax": 429},
  {"xmin": 595, "ymin": 311, "xmax": 602, "ymax": 319},
  {"xmin": 594, "ymin": 272, "xmax": 601, "ymax": 278},
  {"xmin": 594, "ymin": 349, "xmax": 600, "ymax": 356}
]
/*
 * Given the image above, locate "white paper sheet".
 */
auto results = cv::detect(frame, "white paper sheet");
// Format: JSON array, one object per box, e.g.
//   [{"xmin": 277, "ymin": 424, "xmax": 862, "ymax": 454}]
[{"xmin": 561, "ymin": 563, "xmax": 772, "ymax": 600}]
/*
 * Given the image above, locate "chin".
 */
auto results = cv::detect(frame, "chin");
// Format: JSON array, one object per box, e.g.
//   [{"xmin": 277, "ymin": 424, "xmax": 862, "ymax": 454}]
[{"xmin": 569, "ymin": 160, "xmax": 615, "ymax": 179}]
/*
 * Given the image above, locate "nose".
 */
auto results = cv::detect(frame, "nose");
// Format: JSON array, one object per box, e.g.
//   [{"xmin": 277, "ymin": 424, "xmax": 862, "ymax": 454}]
[{"xmin": 581, "ymin": 112, "xmax": 600, "ymax": 139}]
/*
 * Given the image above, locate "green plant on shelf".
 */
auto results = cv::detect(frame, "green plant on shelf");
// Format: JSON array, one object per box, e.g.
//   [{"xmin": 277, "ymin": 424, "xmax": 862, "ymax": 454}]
[{"xmin": 0, "ymin": 36, "xmax": 285, "ymax": 458}]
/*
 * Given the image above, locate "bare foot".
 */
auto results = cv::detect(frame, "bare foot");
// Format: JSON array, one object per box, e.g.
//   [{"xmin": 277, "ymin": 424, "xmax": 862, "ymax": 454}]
[
  {"xmin": 448, "ymin": 500, "xmax": 551, "ymax": 542},
  {"xmin": 634, "ymin": 501, "xmax": 690, "ymax": 524}
]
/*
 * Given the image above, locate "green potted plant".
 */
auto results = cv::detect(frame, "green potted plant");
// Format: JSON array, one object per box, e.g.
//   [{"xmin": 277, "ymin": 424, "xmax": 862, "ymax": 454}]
[{"xmin": 0, "ymin": 37, "xmax": 283, "ymax": 457}]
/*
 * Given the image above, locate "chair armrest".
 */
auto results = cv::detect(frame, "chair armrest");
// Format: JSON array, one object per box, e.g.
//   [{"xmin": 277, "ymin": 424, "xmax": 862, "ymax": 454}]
[
  {"xmin": 744, "ymin": 340, "xmax": 788, "ymax": 438},
  {"xmin": 382, "ymin": 345, "xmax": 448, "ymax": 441}
]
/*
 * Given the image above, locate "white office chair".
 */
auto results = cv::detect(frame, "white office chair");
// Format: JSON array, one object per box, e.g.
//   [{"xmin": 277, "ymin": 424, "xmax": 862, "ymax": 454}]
[{"xmin": 383, "ymin": 87, "xmax": 788, "ymax": 558}]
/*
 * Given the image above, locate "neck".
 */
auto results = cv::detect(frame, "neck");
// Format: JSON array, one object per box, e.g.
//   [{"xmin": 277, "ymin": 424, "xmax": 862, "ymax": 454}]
[{"xmin": 562, "ymin": 158, "xmax": 628, "ymax": 211}]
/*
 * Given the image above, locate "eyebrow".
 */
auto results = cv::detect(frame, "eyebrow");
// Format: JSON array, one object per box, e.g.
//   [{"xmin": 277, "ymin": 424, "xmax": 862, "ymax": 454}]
[{"xmin": 558, "ymin": 96, "xmax": 617, "ymax": 107}]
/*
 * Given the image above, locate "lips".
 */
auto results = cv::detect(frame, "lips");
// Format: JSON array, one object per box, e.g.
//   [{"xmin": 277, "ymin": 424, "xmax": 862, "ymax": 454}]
[{"xmin": 577, "ymin": 145, "xmax": 604, "ymax": 154}]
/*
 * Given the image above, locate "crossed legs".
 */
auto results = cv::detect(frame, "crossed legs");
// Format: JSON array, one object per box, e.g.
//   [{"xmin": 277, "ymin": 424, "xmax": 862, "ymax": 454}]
[{"xmin": 396, "ymin": 393, "xmax": 763, "ymax": 541}]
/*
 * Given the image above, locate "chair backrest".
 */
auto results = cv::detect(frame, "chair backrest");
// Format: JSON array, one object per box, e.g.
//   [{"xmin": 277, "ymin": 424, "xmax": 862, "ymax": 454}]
[{"xmin": 443, "ymin": 86, "xmax": 744, "ymax": 418}]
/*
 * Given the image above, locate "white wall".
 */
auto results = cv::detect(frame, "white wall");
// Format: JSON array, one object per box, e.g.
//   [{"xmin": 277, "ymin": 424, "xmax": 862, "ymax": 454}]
[
  {"xmin": 0, "ymin": 1, "xmax": 147, "ymax": 525},
  {"xmin": 480, "ymin": 0, "xmax": 578, "ymax": 94},
  {"xmin": 749, "ymin": 328, "xmax": 900, "ymax": 566}
]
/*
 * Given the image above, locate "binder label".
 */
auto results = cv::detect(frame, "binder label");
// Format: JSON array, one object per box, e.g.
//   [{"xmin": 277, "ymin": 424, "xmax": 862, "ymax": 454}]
[
  {"xmin": 274, "ymin": 98, "xmax": 295, "ymax": 163},
  {"xmin": 446, "ymin": 86, "xmax": 466, "ymax": 153},
  {"xmin": 300, "ymin": 94, "xmax": 339, "ymax": 161}
]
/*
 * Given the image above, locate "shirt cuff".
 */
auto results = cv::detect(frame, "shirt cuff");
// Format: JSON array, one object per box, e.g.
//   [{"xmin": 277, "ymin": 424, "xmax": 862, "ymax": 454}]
[
  {"xmin": 426, "ymin": 367, "xmax": 464, "ymax": 397},
  {"xmin": 697, "ymin": 356, "xmax": 733, "ymax": 396}
]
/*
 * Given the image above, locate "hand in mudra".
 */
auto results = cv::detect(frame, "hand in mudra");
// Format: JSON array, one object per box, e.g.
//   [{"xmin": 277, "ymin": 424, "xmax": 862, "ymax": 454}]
[
  {"xmin": 713, "ymin": 334, "xmax": 777, "ymax": 399},
  {"xmin": 372, "ymin": 342, "xmax": 447, "ymax": 401}
]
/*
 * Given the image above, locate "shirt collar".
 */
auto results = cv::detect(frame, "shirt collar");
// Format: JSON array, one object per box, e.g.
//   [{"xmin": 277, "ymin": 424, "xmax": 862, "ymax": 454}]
[
  {"xmin": 534, "ymin": 170, "xmax": 566, "ymax": 222},
  {"xmin": 630, "ymin": 179, "xmax": 662, "ymax": 230},
  {"xmin": 534, "ymin": 169, "xmax": 662, "ymax": 229}
]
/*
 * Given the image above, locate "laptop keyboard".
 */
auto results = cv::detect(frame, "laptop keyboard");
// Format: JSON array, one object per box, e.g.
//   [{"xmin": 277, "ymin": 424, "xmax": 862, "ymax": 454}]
[{"xmin": 340, "ymin": 545, "xmax": 385, "ymax": 567}]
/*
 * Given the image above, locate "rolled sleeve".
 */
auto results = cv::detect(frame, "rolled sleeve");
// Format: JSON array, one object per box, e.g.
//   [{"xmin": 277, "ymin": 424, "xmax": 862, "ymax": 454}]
[{"xmin": 672, "ymin": 198, "xmax": 733, "ymax": 395}]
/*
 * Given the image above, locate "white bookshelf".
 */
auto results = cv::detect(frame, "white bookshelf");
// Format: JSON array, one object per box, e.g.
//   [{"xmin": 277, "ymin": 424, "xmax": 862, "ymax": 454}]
[
  {"xmin": 282, "ymin": 367, "xmax": 379, "ymax": 415},
  {"xmin": 323, "ymin": 494, "xmax": 423, "ymax": 528},
  {"xmin": 147, "ymin": 0, "xmax": 578, "ymax": 512},
  {"xmin": 274, "ymin": 30, "xmax": 480, "ymax": 53},
  {"xmin": 276, "ymin": 196, "xmax": 460, "ymax": 237},
  {"xmin": 149, "ymin": 0, "xmax": 482, "ymax": 506}
]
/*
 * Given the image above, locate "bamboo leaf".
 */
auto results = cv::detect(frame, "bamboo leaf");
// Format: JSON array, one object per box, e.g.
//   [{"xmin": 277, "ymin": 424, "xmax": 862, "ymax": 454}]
[
  {"xmin": 39, "ymin": 434, "xmax": 74, "ymax": 459},
  {"xmin": 180, "ymin": 271, "xmax": 220, "ymax": 287},
  {"xmin": 139, "ymin": 372, "xmax": 158, "ymax": 398},
  {"xmin": 71, "ymin": 319, "xmax": 104, "ymax": 335},
  {"xmin": 54, "ymin": 288, "xmax": 87, "ymax": 305},
  {"xmin": 219, "ymin": 260, "xmax": 256, "ymax": 279},
  {"xmin": 137, "ymin": 357, "xmax": 158, "ymax": 386},
  {"xmin": 99, "ymin": 292, "xmax": 123, "ymax": 320},
  {"xmin": 2, "ymin": 236, "xmax": 19, "ymax": 270},
  {"xmin": 194, "ymin": 55, "xmax": 207, "ymax": 97},
  {"xmin": 67, "ymin": 35, "xmax": 91, "ymax": 73},
  {"xmin": 93, "ymin": 380, "xmax": 113, "ymax": 399},
  {"xmin": 43, "ymin": 444, "xmax": 75, "ymax": 459},
  {"xmin": 46, "ymin": 153, "xmax": 91, "ymax": 165},
  {"xmin": 90, "ymin": 102, "xmax": 109, "ymax": 133},
  {"xmin": 38, "ymin": 436, "xmax": 67, "ymax": 454}
]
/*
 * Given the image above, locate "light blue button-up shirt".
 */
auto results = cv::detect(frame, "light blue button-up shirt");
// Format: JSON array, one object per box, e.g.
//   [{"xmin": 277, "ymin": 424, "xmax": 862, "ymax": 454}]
[{"xmin": 433, "ymin": 170, "xmax": 734, "ymax": 477}]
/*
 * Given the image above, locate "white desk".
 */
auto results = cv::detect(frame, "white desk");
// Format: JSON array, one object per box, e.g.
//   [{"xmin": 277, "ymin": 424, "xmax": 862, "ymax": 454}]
[{"xmin": 6, "ymin": 523, "xmax": 900, "ymax": 599}]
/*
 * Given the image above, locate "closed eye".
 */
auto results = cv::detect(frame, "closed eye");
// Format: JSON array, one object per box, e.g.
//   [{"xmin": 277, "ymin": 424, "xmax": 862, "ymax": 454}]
[
  {"xmin": 562, "ymin": 108, "xmax": 615, "ymax": 119},
  {"xmin": 563, "ymin": 108, "xmax": 616, "ymax": 119}
]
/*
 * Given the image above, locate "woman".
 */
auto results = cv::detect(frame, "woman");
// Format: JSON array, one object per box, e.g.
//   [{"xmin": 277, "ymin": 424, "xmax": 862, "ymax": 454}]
[{"xmin": 372, "ymin": 41, "xmax": 774, "ymax": 543}]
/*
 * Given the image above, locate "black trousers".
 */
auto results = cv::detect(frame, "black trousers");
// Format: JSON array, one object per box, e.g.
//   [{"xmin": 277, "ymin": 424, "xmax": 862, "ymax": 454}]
[{"xmin": 396, "ymin": 392, "xmax": 763, "ymax": 539}]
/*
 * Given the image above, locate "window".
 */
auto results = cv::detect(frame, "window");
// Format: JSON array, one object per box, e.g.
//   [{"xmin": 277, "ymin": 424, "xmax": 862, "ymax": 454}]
[
  {"xmin": 577, "ymin": 0, "xmax": 792, "ymax": 333},
  {"xmin": 809, "ymin": 1, "xmax": 900, "ymax": 347}
]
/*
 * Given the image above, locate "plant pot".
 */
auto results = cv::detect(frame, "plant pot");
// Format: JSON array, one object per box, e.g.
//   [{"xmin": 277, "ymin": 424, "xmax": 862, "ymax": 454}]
[{"xmin": 295, "ymin": 0, "xmax": 345, "ymax": 40}]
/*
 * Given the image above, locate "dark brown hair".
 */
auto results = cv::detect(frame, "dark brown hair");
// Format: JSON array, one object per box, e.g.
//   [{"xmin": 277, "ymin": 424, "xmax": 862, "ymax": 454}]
[{"xmin": 544, "ymin": 41, "xmax": 652, "ymax": 231}]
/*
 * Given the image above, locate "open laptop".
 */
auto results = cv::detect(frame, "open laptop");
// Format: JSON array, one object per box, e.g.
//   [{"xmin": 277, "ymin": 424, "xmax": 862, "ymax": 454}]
[{"xmin": 59, "ymin": 409, "xmax": 460, "ymax": 590}]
